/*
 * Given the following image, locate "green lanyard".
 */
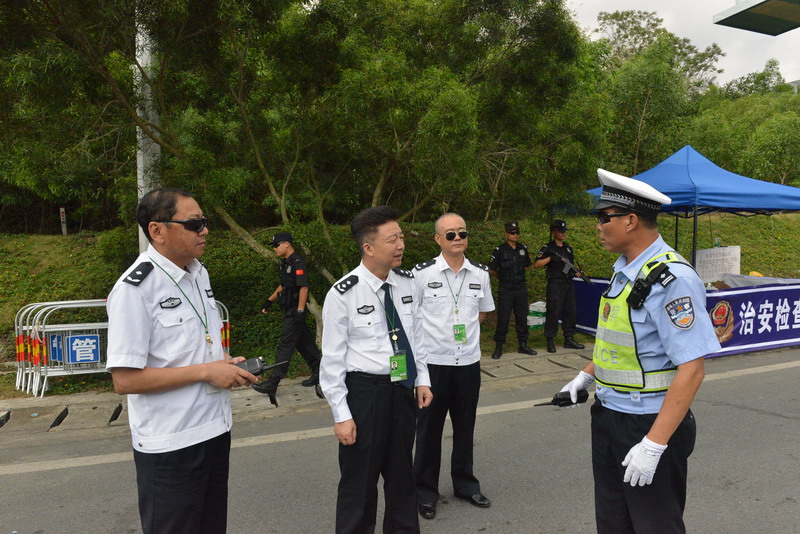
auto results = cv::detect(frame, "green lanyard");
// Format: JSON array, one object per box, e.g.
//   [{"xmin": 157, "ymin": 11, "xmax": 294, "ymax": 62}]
[
  {"xmin": 149, "ymin": 256, "xmax": 212, "ymax": 345},
  {"xmin": 443, "ymin": 269, "xmax": 467, "ymax": 316}
]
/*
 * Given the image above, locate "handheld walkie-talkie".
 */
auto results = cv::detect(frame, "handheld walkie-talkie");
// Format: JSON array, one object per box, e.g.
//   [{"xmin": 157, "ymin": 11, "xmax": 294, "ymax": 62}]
[{"xmin": 534, "ymin": 389, "xmax": 590, "ymax": 407}]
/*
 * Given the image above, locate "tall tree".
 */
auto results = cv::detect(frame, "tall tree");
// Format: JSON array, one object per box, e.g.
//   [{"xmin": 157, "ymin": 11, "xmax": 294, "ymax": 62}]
[
  {"xmin": 597, "ymin": 10, "xmax": 724, "ymax": 93},
  {"xmin": 607, "ymin": 38, "xmax": 691, "ymax": 175}
]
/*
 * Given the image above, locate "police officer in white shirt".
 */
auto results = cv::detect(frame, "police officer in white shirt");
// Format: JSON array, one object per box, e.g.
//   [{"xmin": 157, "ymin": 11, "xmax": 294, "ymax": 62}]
[
  {"xmin": 412, "ymin": 213, "xmax": 495, "ymax": 520},
  {"xmin": 320, "ymin": 206, "xmax": 433, "ymax": 534},
  {"xmin": 106, "ymin": 188, "xmax": 257, "ymax": 534},
  {"xmin": 559, "ymin": 170, "xmax": 721, "ymax": 534}
]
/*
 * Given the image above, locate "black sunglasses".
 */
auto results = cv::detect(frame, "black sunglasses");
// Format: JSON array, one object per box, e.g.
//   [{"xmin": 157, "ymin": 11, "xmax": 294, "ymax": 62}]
[
  {"xmin": 442, "ymin": 231, "xmax": 469, "ymax": 241},
  {"xmin": 507, "ymin": 230, "xmax": 519, "ymax": 235},
  {"xmin": 272, "ymin": 242, "xmax": 285, "ymax": 249},
  {"xmin": 596, "ymin": 212, "xmax": 631, "ymax": 225},
  {"xmin": 156, "ymin": 217, "xmax": 208, "ymax": 233}
]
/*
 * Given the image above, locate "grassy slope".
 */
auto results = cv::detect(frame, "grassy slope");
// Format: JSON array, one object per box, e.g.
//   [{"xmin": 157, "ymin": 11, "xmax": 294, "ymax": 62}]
[{"xmin": 2, "ymin": 212, "xmax": 798, "ymax": 397}]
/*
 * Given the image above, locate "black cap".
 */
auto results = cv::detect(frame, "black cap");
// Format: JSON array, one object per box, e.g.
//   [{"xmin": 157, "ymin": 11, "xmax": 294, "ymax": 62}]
[
  {"xmin": 550, "ymin": 220, "xmax": 567, "ymax": 232},
  {"xmin": 269, "ymin": 231, "xmax": 293, "ymax": 246},
  {"xmin": 504, "ymin": 222, "xmax": 519, "ymax": 232}
]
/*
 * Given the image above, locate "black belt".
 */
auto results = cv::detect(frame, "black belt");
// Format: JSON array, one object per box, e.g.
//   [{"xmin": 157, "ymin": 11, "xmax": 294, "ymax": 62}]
[{"xmin": 347, "ymin": 371, "xmax": 392, "ymax": 383}]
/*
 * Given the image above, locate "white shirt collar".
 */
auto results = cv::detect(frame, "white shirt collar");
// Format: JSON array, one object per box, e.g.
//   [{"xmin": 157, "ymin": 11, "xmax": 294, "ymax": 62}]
[
  {"xmin": 146, "ymin": 244, "xmax": 202, "ymax": 282},
  {"xmin": 356, "ymin": 261, "xmax": 400, "ymax": 292},
  {"xmin": 435, "ymin": 252, "xmax": 470, "ymax": 274}
]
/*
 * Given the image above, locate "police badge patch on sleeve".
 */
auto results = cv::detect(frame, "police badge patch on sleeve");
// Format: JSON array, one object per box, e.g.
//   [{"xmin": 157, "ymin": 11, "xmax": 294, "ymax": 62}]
[{"xmin": 665, "ymin": 297, "xmax": 695, "ymax": 329}]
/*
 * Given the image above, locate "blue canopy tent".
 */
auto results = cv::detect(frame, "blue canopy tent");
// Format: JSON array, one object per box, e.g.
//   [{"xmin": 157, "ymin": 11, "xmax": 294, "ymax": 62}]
[{"xmin": 588, "ymin": 145, "xmax": 800, "ymax": 263}]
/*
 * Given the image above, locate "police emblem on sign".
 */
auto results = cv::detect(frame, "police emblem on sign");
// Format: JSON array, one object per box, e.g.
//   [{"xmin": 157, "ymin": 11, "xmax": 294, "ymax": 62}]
[
  {"xmin": 710, "ymin": 300, "xmax": 734, "ymax": 343},
  {"xmin": 665, "ymin": 297, "xmax": 695, "ymax": 329}
]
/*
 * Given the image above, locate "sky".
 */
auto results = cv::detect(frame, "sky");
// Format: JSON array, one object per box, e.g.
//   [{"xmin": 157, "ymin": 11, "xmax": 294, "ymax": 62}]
[{"xmin": 566, "ymin": 0, "xmax": 800, "ymax": 85}]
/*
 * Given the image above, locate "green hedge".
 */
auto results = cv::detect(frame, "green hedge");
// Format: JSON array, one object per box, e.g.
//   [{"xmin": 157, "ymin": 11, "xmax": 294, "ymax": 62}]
[{"xmin": 3, "ymin": 212, "xmax": 800, "ymax": 390}]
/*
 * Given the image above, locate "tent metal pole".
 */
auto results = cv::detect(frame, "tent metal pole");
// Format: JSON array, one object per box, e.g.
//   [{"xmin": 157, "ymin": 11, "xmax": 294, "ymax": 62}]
[
  {"xmin": 674, "ymin": 214, "xmax": 679, "ymax": 250},
  {"xmin": 691, "ymin": 206, "xmax": 698, "ymax": 266}
]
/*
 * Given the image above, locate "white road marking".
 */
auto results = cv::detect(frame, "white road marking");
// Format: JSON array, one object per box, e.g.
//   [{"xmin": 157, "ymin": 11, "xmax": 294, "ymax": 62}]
[{"xmin": 3, "ymin": 359, "xmax": 800, "ymax": 476}]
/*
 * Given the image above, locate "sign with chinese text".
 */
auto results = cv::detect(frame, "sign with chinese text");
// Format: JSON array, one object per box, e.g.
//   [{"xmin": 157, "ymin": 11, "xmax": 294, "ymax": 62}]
[
  {"xmin": 695, "ymin": 246, "xmax": 741, "ymax": 283},
  {"xmin": 575, "ymin": 280, "xmax": 800, "ymax": 358},
  {"xmin": 66, "ymin": 334, "xmax": 100, "ymax": 364}
]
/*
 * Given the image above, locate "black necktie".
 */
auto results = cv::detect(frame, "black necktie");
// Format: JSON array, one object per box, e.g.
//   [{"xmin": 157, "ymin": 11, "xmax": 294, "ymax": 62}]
[{"xmin": 382, "ymin": 282, "xmax": 417, "ymax": 389}]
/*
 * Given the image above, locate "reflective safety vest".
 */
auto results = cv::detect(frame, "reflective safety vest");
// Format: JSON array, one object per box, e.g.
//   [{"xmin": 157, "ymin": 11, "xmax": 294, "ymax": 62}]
[{"xmin": 593, "ymin": 251, "xmax": 688, "ymax": 392}]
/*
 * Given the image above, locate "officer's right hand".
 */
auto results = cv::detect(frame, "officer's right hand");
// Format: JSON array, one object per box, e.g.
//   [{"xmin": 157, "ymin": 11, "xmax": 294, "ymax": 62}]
[
  {"xmin": 261, "ymin": 300, "xmax": 273, "ymax": 314},
  {"xmin": 334, "ymin": 419, "xmax": 357, "ymax": 446},
  {"xmin": 559, "ymin": 370, "xmax": 595, "ymax": 404},
  {"xmin": 205, "ymin": 359, "xmax": 257, "ymax": 389}
]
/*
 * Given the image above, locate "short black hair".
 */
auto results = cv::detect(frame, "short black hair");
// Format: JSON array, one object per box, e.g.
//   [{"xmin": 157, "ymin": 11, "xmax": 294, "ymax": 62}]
[
  {"xmin": 351, "ymin": 206, "xmax": 399, "ymax": 255},
  {"xmin": 136, "ymin": 188, "xmax": 194, "ymax": 242},
  {"xmin": 636, "ymin": 211, "xmax": 659, "ymax": 229}
]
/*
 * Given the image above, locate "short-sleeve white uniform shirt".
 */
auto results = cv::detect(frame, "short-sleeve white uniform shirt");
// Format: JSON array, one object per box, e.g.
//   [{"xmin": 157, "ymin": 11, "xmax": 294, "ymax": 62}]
[{"xmin": 106, "ymin": 245, "xmax": 231, "ymax": 453}]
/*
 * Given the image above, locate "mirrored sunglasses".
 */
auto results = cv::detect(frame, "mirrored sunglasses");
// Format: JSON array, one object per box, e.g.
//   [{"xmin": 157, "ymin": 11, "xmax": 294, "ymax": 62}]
[
  {"xmin": 444, "ymin": 231, "xmax": 469, "ymax": 241},
  {"xmin": 596, "ymin": 212, "xmax": 631, "ymax": 225},
  {"xmin": 156, "ymin": 217, "xmax": 208, "ymax": 233}
]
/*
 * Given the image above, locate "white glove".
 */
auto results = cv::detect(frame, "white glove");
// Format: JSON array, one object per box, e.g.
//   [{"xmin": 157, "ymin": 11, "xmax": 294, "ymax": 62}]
[
  {"xmin": 622, "ymin": 436, "xmax": 668, "ymax": 486},
  {"xmin": 559, "ymin": 370, "xmax": 595, "ymax": 404}
]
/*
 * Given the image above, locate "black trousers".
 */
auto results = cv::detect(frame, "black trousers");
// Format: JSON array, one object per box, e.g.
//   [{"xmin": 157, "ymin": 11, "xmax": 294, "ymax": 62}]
[
  {"xmin": 591, "ymin": 401, "xmax": 696, "ymax": 534},
  {"xmin": 493, "ymin": 287, "xmax": 528, "ymax": 344},
  {"xmin": 544, "ymin": 278, "xmax": 577, "ymax": 339},
  {"xmin": 336, "ymin": 373, "xmax": 419, "ymax": 534},
  {"xmin": 133, "ymin": 431, "xmax": 231, "ymax": 534},
  {"xmin": 414, "ymin": 362, "xmax": 481, "ymax": 504},
  {"xmin": 269, "ymin": 311, "xmax": 321, "ymax": 384}
]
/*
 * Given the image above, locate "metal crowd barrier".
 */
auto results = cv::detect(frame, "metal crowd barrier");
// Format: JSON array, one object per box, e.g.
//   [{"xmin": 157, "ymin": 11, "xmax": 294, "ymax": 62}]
[{"xmin": 14, "ymin": 299, "xmax": 232, "ymax": 397}]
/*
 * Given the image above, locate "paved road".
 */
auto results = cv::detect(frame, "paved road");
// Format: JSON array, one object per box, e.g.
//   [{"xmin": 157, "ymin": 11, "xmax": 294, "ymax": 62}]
[{"xmin": 1, "ymin": 347, "xmax": 799, "ymax": 533}]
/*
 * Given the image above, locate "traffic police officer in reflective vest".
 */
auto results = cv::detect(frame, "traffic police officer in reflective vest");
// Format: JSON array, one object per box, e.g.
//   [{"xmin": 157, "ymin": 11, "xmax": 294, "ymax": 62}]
[
  {"xmin": 534, "ymin": 220, "xmax": 585, "ymax": 353},
  {"xmin": 253, "ymin": 232, "xmax": 322, "ymax": 404},
  {"xmin": 559, "ymin": 169, "xmax": 721, "ymax": 534},
  {"xmin": 488, "ymin": 222, "xmax": 537, "ymax": 359}
]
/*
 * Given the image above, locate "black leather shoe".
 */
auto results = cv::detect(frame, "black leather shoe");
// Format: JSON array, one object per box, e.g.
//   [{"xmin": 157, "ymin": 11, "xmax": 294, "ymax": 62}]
[
  {"xmin": 314, "ymin": 383, "xmax": 324, "ymax": 399},
  {"xmin": 418, "ymin": 502, "xmax": 436, "ymax": 519},
  {"xmin": 546, "ymin": 338, "xmax": 556, "ymax": 353},
  {"xmin": 491, "ymin": 343, "xmax": 503, "ymax": 360},
  {"xmin": 252, "ymin": 381, "xmax": 279, "ymax": 407},
  {"xmin": 301, "ymin": 373, "xmax": 319, "ymax": 387},
  {"xmin": 564, "ymin": 337, "xmax": 585, "ymax": 350},
  {"xmin": 457, "ymin": 493, "xmax": 491, "ymax": 508},
  {"xmin": 518, "ymin": 344, "xmax": 537, "ymax": 356}
]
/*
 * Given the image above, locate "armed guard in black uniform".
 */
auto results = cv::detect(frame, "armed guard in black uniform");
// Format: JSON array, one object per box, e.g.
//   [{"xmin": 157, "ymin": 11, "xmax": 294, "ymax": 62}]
[
  {"xmin": 253, "ymin": 232, "xmax": 321, "ymax": 402},
  {"xmin": 488, "ymin": 222, "xmax": 537, "ymax": 359},
  {"xmin": 534, "ymin": 220, "xmax": 585, "ymax": 353}
]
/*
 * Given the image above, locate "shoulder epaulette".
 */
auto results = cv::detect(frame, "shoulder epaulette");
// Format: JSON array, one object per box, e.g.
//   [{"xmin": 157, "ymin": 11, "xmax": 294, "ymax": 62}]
[
  {"xmin": 414, "ymin": 258, "xmax": 436, "ymax": 271},
  {"xmin": 469, "ymin": 259, "xmax": 489, "ymax": 271},
  {"xmin": 392, "ymin": 267, "xmax": 415, "ymax": 278},
  {"xmin": 334, "ymin": 275, "xmax": 359, "ymax": 294},
  {"xmin": 123, "ymin": 262, "xmax": 154, "ymax": 286}
]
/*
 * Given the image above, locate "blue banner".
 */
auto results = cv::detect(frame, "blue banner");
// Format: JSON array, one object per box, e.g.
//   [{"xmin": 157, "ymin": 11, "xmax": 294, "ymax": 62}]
[{"xmin": 575, "ymin": 279, "xmax": 800, "ymax": 357}]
